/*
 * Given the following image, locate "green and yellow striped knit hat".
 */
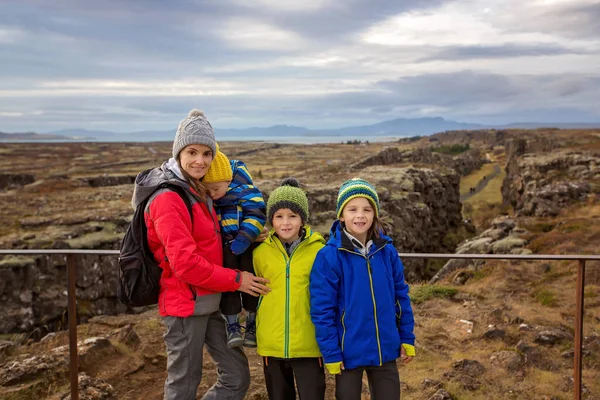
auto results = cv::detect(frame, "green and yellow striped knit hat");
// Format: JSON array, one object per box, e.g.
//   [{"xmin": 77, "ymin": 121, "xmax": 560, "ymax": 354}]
[
  {"xmin": 267, "ymin": 178, "xmax": 310, "ymax": 224},
  {"xmin": 336, "ymin": 178, "xmax": 380, "ymax": 218}
]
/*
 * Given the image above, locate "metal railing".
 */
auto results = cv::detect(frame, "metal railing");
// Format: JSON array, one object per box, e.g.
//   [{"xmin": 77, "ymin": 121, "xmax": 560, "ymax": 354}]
[{"xmin": 1, "ymin": 249, "xmax": 599, "ymax": 400}]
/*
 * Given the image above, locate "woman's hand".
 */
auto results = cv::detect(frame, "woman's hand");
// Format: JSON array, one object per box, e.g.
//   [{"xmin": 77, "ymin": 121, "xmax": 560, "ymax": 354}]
[
  {"xmin": 238, "ymin": 271, "xmax": 271, "ymax": 297},
  {"xmin": 255, "ymin": 227, "xmax": 269, "ymax": 242}
]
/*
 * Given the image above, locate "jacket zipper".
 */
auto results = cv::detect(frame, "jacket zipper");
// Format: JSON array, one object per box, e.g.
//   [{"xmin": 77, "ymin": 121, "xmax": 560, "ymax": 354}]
[
  {"xmin": 276, "ymin": 237, "xmax": 308, "ymax": 359},
  {"xmin": 366, "ymin": 258, "xmax": 382, "ymax": 366},
  {"xmin": 285, "ymin": 258, "xmax": 291, "ymax": 358},
  {"xmin": 341, "ymin": 311, "xmax": 346, "ymax": 352},
  {"xmin": 339, "ymin": 245, "xmax": 386, "ymax": 366}
]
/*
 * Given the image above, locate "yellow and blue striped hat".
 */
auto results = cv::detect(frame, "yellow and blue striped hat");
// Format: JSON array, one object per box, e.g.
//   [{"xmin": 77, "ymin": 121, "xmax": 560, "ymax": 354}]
[{"xmin": 336, "ymin": 178, "xmax": 380, "ymax": 218}]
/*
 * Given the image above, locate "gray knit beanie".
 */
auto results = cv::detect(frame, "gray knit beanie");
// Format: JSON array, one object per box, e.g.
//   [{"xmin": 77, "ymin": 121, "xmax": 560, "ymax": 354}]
[{"xmin": 172, "ymin": 109, "xmax": 217, "ymax": 159}]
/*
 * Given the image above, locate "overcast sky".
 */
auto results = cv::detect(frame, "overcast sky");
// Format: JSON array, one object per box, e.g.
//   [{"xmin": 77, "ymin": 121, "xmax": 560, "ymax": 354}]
[{"xmin": 1, "ymin": 0, "xmax": 599, "ymax": 132}]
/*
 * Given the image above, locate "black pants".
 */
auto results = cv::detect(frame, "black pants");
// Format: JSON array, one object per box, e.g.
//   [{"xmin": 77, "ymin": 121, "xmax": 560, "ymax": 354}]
[
  {"xmin": 335, "ymin": 360, "xmax": 400, "ymax": 400},
  {"xmin": 220, "ymin": 241, "xmax": 259, "ymax": 315},
  {"xmin": 263, "ymin": 357, "xmax": 326, "ymax": 400}
]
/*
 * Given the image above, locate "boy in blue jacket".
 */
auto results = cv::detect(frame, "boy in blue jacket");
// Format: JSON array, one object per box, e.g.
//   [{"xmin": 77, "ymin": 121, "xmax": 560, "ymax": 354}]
[
  {"xmin": 309, "ymin": 178, "xmax": 415, "ymax": 400},
  {"xmin": 203, "ymin": 145, "xmax": 266, "ymax": 348}
]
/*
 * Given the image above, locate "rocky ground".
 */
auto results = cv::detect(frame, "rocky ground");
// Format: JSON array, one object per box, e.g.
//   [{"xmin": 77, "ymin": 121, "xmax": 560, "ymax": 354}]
[
  {"xmin": 1, "ymin": 128, "xmax": 600, "ymax": 399},
  {"xmin": 0, "ymin": 139, "xmax": 477, "ymax": 334}
]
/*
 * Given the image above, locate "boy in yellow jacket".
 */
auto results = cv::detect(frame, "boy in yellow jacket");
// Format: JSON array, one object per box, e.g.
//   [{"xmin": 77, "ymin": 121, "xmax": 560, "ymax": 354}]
[{"xmin": 253, "ymin": 178, "xmax": 326, "ymax": 399}]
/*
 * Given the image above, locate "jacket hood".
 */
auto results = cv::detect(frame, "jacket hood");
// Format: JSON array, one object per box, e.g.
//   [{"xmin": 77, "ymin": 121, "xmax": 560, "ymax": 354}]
[
  {"xmin": 131, "ymin": 158, "xmax": 190, "ymax": 209},
  {"xmin": 326, "ymin": 220, "xmax": 391, "ymax": 250},
  {"xmin": 229, "ymin": 159, "xmax": 252, "ymax": 188}
]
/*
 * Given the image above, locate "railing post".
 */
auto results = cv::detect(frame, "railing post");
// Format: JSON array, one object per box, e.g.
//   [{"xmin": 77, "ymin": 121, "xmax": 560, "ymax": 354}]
[
  {"xmin": 67, "ymin": 254, "xmax": 79, "ymax": 400},
  {"xmin": 574, "ymin": 259, "xmax": 586, "ymax": 400}
]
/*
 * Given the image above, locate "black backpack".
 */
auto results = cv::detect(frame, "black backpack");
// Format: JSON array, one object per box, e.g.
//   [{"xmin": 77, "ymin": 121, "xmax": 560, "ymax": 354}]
[{"xmin": 118, "ymin": 183, "xmax": 193, "ymax": 307}]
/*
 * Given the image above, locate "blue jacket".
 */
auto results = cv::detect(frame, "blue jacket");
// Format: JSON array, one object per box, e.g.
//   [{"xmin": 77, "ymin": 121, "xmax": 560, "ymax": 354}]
[
  {"xmin": 309, "ymin": 220, "xmax": 415, "ymax": 370},
  {"xmin": 214, "ymin": 160, "xmax": 266, "ymax": 255}
]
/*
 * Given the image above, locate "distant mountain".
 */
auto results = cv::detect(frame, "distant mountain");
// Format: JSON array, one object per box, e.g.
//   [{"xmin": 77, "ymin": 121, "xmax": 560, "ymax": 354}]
[
  {"xmin": 500, "ymin": 122, "xmax": 600, "ymax": 129},
  {"xmin": 0, "ymin": 131, "xmax": 95, "ymax": 141},
  {"xmin": 217, "ymin": 124, "xmax": 311, "ymax": 138},
  {"xmin": 49, "ymin": 128, "xmax": 175, "ymax": 142},
  {"xmin": 44, "ymin": 125, "xmax": 312, "ymax": 141},
  {"xmin": 318, "ymin": 117, "xmax": 483, "ymax": 136},
  {"xmin": 50, "ymin": 128, "xmax": 116, "ymax": 140},
  {"xmin": 3, "ymin": 117, "xmax": 600, "ymax": 142},
  {"xmin": 40, "ymin": 118, "xmax": 485, "ymax": 141}
]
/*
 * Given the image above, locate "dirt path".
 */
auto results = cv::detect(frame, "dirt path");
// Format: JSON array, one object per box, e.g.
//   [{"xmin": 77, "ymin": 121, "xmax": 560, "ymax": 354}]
[{"xmin": 460, "ymin": 164, "xmax": 501, "ymax": 202}]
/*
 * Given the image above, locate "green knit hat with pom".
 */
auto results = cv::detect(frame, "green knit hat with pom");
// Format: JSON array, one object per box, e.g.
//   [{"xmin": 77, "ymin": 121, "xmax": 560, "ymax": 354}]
[{"xmin": 267, "ymin": 178, "xmax": 309, "ymax": 224}]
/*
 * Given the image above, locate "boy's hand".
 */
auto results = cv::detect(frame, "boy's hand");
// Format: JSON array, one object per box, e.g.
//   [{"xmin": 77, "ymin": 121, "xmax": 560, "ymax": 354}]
[
  {"xmin": 230, "ymin": 238, "xmax": 250, "ymax": 255},
  {"xmin": 238, "ymin": 272, "xmax": 270, "ymax": 296},
  {"xmin": 400, "ymin": 344, "xmax": 414, "ymax": 364},
  {"xmin": 325, "ymin": 362, "xmax": 344, "ymax": 375},
  {"xmin": 255, "ymin": 227, "xmax": 269, "ymax": 242}
]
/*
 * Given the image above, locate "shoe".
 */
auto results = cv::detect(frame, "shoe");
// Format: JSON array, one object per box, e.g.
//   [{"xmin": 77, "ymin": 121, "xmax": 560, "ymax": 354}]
[
  {"xmin": 225, "ymin": 320, "xmax": 244, "ymax": 348},
  {"xmin": 244, "ymin": 319, "xmax": 257, "ymax": 348}
]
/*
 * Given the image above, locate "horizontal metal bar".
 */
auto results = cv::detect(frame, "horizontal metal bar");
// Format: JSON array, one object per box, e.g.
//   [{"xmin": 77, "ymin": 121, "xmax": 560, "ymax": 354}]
[
  {"xmin": 397, "ymin": 253, "xmax": 600, "ymax": 261},
  {"xmin": 0, "ymin": 249, "xmax": 120, "ymax": 255},
  {"xmin": 1, "ymin": 249, "xmax": 600, "ymax": 261}
]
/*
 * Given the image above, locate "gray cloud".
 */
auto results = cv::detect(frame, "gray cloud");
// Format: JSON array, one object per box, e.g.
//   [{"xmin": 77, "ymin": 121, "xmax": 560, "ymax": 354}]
[
  {"xmin": 0, "ymin": 0, "xmax": 599, "ymax": 132},
  {"xmin": 243, "ymin": 0, "xmax": 446, "ymax": 43},
  {"xmin": 377, "ymin": 72, "xmax": 523, "ymax": 104},
  {"xmin": 2, "ymin": 71, "xmax": 597, "ymax": 132},
  {"xmin": 515, "ymin": 2, "xmax": 600, "ymax": 40},
  {"xmin": 303, "ymin": 71, "xmax": 600, "ymax": 122},
  {"xmin": 419, "ymin": 44, "xmax": 588, "ymax": 62}
]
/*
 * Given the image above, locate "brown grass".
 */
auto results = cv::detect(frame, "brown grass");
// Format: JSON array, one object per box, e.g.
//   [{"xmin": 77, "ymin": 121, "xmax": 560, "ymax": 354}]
[
  {"xmin": 460, "ymin": 163, "xmax": 501, "ymax": 196},
  {"xmin": 460, "ymin": 162, "xmax": 510, "ymax": 229}
]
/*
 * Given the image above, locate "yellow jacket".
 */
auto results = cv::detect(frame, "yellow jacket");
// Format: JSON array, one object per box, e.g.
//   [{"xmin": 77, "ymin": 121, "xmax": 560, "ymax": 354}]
[{"xmin": 253, "ymin": 226, "xmax": 325, "ymax": 358}]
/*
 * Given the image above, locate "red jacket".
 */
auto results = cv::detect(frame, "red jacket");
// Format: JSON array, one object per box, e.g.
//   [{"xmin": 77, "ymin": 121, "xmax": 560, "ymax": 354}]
[{"xmin": 134, "ymin": 163, "xmax": 240, "ymax": 317}]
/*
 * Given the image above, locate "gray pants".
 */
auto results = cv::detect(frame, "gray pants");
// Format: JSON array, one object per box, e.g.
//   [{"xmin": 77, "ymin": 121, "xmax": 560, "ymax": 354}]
[{"xmin": 163, "ymin": 312, "xmax": 250, "ymax": 400}]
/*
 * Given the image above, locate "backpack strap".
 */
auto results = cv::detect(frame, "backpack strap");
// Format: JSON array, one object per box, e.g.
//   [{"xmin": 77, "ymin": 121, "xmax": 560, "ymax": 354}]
[
  {"xmin": 143, "ymin": 183, "xmax": 219, "ymax": 235},
  {"xmin": 144, "ymin": 184, "xmax": 194, "ymax": 225},
  {"xmin": 161, "ymin": 183, "xmax": 194, "ymax": 223}
]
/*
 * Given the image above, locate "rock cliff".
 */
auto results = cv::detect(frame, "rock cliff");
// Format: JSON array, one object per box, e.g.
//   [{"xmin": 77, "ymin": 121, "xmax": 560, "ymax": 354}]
[
  {"xmin": 260, "ymin": 165, "xmax": 465, "ymax": 282},
  {"xmin": 0, "ymin": 173, "xmax": 35, "ymax": 191},
  {"xmin": 0, "ymin": 250, "xmax": 127, "ymax": 336},
  {"xmin": 502, "ymin": 151, "xmax": 599, "ymax": 217},
  {"xmin": 0, "ymin": 165, "xmax": 465, "ymax": 334},
  {"xmin": 351, "ymin": 147, "xmax": 486, "ymax": 177},
  {"xmin": 430, "ymin": 216, "xmax": 531, "ymax": 284}
]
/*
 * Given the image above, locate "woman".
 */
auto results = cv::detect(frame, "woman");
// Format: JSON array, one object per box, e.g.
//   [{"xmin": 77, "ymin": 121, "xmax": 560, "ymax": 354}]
[{"xmin": 131, "ymin": 109, "xmax": 270, "ymax": 400}]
